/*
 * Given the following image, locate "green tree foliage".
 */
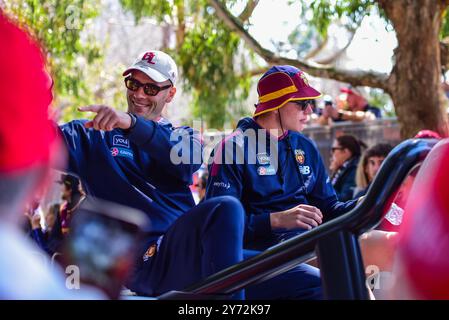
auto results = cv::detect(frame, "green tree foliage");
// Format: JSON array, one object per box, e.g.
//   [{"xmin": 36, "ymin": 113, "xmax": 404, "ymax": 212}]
[
  {"xmin": 441, "ymin": 8, "xmax": 449, "ymax": 39},
  {"xmin": 300, "ymin": 0, "xmax": 378, "ymax": 37},
  {"xmin": 178, "ymin": 10, "xmax": 251, "ymax": 128},
  {"xmin": 120, "ymin": 0, "xmax": 252, "ymax": 129},
  {"xmin": 1, "ymin": 0, "xmax": 105, "ymax": 122},
  {"xmin": 119, "ymin": 0, "xmax": 173, "ymax": 23}
]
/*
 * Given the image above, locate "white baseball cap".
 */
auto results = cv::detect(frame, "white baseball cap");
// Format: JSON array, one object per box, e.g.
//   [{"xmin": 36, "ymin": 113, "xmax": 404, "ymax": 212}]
[{"xmin": 123, "ymin": 50, "xmax": 178, "ymax": 85}]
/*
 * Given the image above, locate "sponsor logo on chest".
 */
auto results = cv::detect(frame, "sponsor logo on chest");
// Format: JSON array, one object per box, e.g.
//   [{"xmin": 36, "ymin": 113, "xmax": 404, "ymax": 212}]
[
  {"xmin": 256, "ymin": 152, "xmax": 271, "ymax": 165},
  {"xmin": 113, "ymin": 135, "xmax": 130, "ymax": 148},
  {"xmin": 257, "ymin": 165, "xmax": 276, "ymax": 176},
  {"xmin": 110, "ymin": 147, "xmax": 134, "ymax": 160},
  {"xmin": 111, "ymin": 135, "xmax": 133, "ymax": 159}
]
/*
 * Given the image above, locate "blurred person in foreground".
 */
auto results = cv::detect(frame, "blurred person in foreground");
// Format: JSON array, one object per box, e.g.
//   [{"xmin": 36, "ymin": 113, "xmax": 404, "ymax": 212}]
[
  {"xmin": 391, "ymin": 135, "xmax": 449, "ymax": 299},
  {"xmin": 0, "ymin": 11, "xmax": 103, "ymax": 299},
  {"xmin": 359, "ymin": 131, "xmax": 442, "ymax": 298}
]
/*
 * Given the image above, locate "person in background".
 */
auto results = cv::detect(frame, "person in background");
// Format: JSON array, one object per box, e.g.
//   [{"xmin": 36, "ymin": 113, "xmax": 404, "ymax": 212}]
[
  {"xmin": 28, "ymin": 203, "xmax": 64, "ymax": 256},
  {"xmin": 58, "ymin": 173, "xmax": 85, "ymax": 234},
  {"xmin": 329, "ymin": 135, "xmax": 366, "ymax": 201},
  {"xmin": 353, "ymin": 143, "xmax": 393, "ymax": 199},
  {"xmin": 319, "ymin": 86, "xmax": 381, "ymax": 124}
]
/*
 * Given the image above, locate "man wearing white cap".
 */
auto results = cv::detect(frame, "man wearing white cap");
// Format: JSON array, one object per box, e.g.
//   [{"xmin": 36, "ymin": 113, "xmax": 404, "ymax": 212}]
[{"xmin": 59, "ymin": 50, "xmax": 246, "ymax": 298}]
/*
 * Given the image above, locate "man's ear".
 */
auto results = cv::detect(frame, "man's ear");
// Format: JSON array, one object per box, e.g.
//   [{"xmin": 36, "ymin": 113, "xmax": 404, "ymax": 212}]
[{"xmin": 165, "ymin": 86, "xmax": 177, "ymax": 103}]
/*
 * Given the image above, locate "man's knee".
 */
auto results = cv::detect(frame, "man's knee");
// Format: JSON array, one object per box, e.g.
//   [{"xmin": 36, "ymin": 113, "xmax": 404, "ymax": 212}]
[{"xmin": 203, "ymin": 196, "xmax": 245, "ymax": 232}]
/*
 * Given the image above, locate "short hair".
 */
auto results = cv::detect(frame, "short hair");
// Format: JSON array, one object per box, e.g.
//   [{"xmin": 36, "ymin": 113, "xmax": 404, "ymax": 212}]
[
  {"xmin": 364, "ymin": 143, "xmax": 393, "ymax": 160},
  {"xmin": 336, "ymin": 135, "xmax": 366, "ymax": 158}
]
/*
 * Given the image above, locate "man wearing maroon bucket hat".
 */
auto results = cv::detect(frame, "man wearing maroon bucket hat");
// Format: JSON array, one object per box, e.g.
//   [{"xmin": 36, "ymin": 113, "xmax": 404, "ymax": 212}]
[{"xmin": 207, "ymin": 66, "xmax": 359, "ymax": 299}]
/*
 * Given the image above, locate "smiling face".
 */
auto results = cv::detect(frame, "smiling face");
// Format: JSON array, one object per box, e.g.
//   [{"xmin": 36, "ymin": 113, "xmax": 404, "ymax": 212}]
[
  {"xmin": 126, "ymin": 70, "xmax": 176, "ymax": 120},
  {"xmin": 278, "ymin": 101, "xmax": 313, "ymax": 133}
]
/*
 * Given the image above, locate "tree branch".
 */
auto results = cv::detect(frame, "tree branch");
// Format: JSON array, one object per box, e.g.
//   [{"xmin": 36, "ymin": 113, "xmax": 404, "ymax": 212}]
[
  {"xmin": 238, "ymin": 0, "xmax": 259, "ymax": 23},
  {"xmin": 208, "ymin": 0, "xmax": 389, "ymax": 90},
  {"xmin": 303, "ymin": 34, "xmax": 329, "ymax": 60},
  {"xmin": 315, "ymin": 29, "xmax": 356, "ymax": 65}
]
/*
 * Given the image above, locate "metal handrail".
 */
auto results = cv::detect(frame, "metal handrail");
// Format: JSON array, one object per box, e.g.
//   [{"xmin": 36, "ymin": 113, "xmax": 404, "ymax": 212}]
[{"xmin": 160, "ymin": 138, "xmax": 438, "ymax": 299}]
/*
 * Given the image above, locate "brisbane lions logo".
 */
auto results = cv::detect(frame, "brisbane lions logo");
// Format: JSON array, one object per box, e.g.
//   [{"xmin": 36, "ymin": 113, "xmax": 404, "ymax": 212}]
[{"xmin": 294, "ymin": 149, "xmax": 305, "ymax": 164}]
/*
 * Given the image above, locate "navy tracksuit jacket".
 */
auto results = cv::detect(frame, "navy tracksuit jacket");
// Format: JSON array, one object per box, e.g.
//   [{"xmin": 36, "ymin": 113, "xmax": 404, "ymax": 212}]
[
  {"xmin": 206, "ymin": 117, "xmax": 357, "ymax": 250},
  {"xmin": 205, "ymin": 117, "xmax": 358, "ymax": 299},
  {"xmin": 60, "ymin": 116, "xmax": 245, "ymax": 297}
]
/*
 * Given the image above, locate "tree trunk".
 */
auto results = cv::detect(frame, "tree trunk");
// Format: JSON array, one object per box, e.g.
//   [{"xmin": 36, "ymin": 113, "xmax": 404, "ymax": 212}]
[
  {"xmin": 383, "ymin": 0, "xmax": 449, "ymax": 138},
  {"xmin": 175, "ymin": 0, "xmax": 186, "ymax": 50}
]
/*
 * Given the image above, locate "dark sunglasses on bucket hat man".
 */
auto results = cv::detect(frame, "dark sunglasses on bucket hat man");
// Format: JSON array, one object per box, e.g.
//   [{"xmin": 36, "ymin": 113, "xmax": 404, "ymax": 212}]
[{"xmin": 254, "ymin": 65, "xmax": 322, "ymax": 117}]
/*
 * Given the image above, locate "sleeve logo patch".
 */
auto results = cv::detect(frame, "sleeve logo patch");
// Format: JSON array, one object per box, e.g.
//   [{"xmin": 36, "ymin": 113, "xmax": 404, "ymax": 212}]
[{"xmin": 294, "ymin": 149, "xmax": 305, "ymax": 164}]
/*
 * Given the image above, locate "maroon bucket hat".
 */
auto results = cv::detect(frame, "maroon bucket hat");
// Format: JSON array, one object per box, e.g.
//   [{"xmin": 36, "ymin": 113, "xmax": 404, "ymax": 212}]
[{"xmin": 254, "ymin": 65, "xmax": 321, "ymax": 117}]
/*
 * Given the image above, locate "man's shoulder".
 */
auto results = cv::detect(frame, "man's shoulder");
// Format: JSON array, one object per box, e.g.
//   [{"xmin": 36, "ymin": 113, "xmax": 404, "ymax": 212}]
[
  {"xmin": 212, "ymin": 129, "xmax": 246, "ymax": 154},
  {"xmin": 289, "ymin": 131, "xmax": 318, "ymax": 149},
  {"xmin": 159, "ymin": 118, "xmax": 199, "ymax": 135}
]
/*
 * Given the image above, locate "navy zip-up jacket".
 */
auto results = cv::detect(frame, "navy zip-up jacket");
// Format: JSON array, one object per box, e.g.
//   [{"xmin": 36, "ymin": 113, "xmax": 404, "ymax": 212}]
[
  {"xmin": 59, "ymin": 116, "xmax": 202, "ymax": 252},
  {"xmin": 206, "ymin": 117, "xmax": 357, "ymax": 250}
]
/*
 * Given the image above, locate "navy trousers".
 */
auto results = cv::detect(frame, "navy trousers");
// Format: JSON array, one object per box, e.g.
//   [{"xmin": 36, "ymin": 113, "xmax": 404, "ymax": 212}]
[
  {"xmin": 127, "ymin": 196, "xmax": 245, "ymax": 299},
  {"xmin": 128, "ymin": 196, "xmax": 322, "ymax": 300}
]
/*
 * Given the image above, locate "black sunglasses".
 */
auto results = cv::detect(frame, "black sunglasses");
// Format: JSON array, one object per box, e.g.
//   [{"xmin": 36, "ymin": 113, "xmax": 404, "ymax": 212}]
[
  {"xmin": 292, "ymin": 100, "xmax": 314, "ymax": 111},
  {"xmin": 124, "ymin": 77, "xmax": 172, "ymax": 96}
]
